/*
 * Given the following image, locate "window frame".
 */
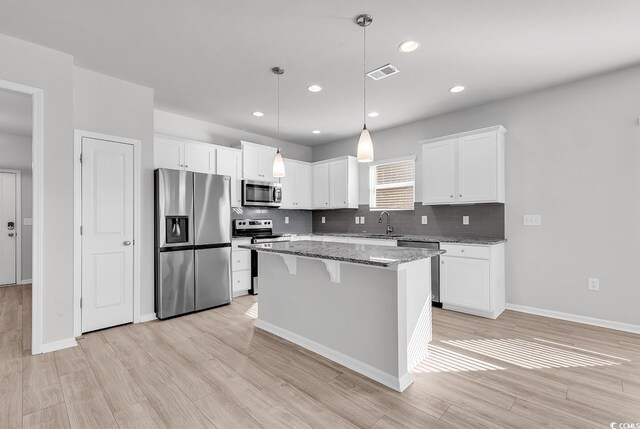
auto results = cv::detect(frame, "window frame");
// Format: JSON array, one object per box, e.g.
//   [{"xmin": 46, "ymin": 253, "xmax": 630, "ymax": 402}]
[{"xmin": 368, "ymin": 155, "xmax": 416, "ymax": 211}]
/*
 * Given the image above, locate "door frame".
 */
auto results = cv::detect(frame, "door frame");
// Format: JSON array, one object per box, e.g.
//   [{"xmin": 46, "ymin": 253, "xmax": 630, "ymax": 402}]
[
  {"xmin": 0, "ymin": 79, "xmax": 44, "ymax": 354},
  {"xmin": 73, "ymin": 130, "xmax": 142, "ymax": 336},
  {"xmin": 0, "ymin": 169, "xmax": 22, "ymax": 285}
]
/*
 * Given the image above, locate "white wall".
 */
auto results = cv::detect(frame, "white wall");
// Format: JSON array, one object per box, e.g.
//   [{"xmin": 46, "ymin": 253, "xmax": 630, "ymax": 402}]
[
  {"xmin": 313, "ymin": 64, "xmax": 640, "ymax": 327},
  {"xmin": 154, "ymin": 110, "xmax": 312, "ymax": 162},
  {"xmin": 73, "ymin": 67, "xmax": 156, "ymax": 316},
  {"xmin": 0, "ymin": 33, "xmax": 75, "ymax": 344},
  {"xmin": 0, "ymin": 132, "xmax": 32, "ymax": 281}
]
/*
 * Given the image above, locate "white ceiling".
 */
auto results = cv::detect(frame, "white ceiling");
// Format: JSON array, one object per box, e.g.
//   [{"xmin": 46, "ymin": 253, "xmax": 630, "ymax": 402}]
[
  {"xmin": 0, "ymin": 88, "xmax": 32, "ymax": 136},
  {"xmin": 1, "ymin": 1, "xmax": 639, "ymax": 146}
]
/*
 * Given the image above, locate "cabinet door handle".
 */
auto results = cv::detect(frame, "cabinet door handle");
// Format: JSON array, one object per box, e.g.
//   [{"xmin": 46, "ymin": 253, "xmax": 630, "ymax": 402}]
[
  {"xmin": 441, "ymin": 261, "xmax": 445, "ymax": 264},
  {"xmin": 459, "ymin": 194, "xmax": 462, "ymax": 197},
  {"xmin": 450, "ymin": 195, "xmax": 453, "ymax": 198}
]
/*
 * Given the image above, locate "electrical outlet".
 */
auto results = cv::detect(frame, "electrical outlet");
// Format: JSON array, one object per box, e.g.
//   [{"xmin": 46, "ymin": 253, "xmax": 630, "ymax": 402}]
[
  {"xmin": 523, "ymin": 215, "xmax": 542, "ymax": 226},
  {"xmin": 421, "ymin": 216, "xmax": 428, "ymax": 225},
  {"xmin": 284, "ymin": 217, "xmax": 289, "ymax": 224},
  {"xmin": 360, "ymin": 216, "xmax": 365, "ymax": 224},
  {"xmin": 355, "ymin": 216, "xmax": 360, "ymax": 224},
  {"xmin": 321, "ymin": 216, "xmax": 325, "ymax": 224},
  {"xmin": 588, "ymin": 277, "xmax": 600, "ymax": 291},
  {"xmin": 463, "ymin": 216, "xmax": 469, "ymax": 225}
]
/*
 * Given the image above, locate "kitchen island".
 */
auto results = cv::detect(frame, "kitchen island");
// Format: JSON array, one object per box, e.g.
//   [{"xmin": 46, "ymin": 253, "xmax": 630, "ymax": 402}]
[{"xmin": 239, "ymin": 240, "xmax": 444, "ymax": 392}]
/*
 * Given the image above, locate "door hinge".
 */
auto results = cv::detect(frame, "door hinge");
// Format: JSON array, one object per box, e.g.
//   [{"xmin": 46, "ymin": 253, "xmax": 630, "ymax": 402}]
[
  {"xmin": 80, "ymin": 226, "xmax": 83, "ymax": 235},
  {"xmin": 79, "ymin": 153, "xmax": 83, "ymax": 163},
  {"xmin": 80, "ymin": 297, "xmax": 82, "ymax": 308}
]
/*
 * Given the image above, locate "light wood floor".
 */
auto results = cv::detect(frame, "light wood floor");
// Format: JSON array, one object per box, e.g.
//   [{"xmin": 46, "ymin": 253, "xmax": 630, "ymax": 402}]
[{"xmin": 2, "ymin": 283, "xmax": 640, "ymax": 428}]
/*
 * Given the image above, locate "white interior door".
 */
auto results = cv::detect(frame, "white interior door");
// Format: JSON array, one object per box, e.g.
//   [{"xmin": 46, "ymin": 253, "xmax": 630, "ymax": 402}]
[
  {"xmin": 0, "ymin": 172, "xmax": 17, "ymax": 285},
  {"xmin": 81, "ymin": 137, "xmax": 134, "ymax": 333}
]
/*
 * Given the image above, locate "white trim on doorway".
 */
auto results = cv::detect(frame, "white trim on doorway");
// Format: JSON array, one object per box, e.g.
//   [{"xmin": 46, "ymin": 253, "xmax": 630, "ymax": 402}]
[
  {"xmin": 73, "ymin": 130, "xmax": 142, "ymax": 337},
  {"xmin": 0, "ymin": 169, "xmax": 22, "ymax": 285},
  {"xmin": 0, "ymin": 79, "xmax": 44, "ymax": 355}
]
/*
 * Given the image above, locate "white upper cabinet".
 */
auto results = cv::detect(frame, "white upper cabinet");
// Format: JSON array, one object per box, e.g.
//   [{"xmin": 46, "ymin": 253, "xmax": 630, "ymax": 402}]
[
  {"xmin": 422, "ymin": 139, "xmax": 456, "ymax": 204},
  {"xmin": 312, "ymin": 156, "xmax": 359, "ymax": 209},
  {"xmin": 185, "ymin": 142, "xmax": 216, "ymax": 174},
  {"xmin": 216, "ymin": 147, "xmax": 243, "ymax": 207},
  {"xmin": 457, "ymin": 132, "xmax": 499, "ymax": 203},
  {"xmin": 240, "ymin": 141, "xmax": 278, "ymax": 181},
  {"xmin": 154, "ymin": 135, "xmax": 216, "ymax": 174},
  {"xmin": 294, "ymin": 161, "xmax": 312, "ymax": 209},
  {"xmin": 312, "ymin": 162, "xmax": 330, "ymax": 208},
  {"xmin": 281, "ymin": 159, "xmax": 313, "ymax": 209},
  {"xmin": 154, "ymin": 136, "xmax": 185, "ymax": 170},
  {"xmin": 421, "ymin": 126, "xmax": 506, "ymax": 205},
  {"xmin": 329, "ymin": 158, "xmax": 348, "ymax": 208}
]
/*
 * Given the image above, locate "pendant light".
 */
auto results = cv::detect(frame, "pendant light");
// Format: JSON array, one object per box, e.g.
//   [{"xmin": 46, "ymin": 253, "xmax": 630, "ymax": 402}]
[
  {"xmin": 272, "ymin": 66, "xmax": 286, "ymax": 178},
  {"xmin": 356, "ymin": 14, "xmax": 374, "ymax": 163}
]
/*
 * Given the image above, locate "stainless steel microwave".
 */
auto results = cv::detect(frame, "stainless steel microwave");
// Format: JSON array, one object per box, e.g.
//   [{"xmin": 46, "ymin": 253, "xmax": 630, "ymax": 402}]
[{"xmin": 242, "ymin": 180, "xmax": 282, "ymax": 207}]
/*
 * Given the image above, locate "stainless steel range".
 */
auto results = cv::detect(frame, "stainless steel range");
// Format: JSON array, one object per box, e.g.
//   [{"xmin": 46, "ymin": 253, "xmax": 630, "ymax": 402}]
[{"xmin": 233, "ymin": 219, "xmax": 292, "ymax": 294}]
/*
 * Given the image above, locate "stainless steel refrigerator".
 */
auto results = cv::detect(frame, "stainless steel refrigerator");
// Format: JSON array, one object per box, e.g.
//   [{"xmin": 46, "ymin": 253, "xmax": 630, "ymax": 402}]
[{"xmin": 155, "ymin": 169, "xmax": 232, "ymax": 319}]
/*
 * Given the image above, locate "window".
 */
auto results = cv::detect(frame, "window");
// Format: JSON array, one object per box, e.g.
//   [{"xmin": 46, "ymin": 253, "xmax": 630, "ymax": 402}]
[{"xmin": 369, "ymin": 156, "xmax": 416, "ymax": 210}]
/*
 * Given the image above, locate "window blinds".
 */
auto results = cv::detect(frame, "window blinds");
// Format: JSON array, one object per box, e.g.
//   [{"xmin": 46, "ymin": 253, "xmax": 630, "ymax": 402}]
[{"xmin": 370, "ymin": 158, "xmax": 415, "ymax": 210}]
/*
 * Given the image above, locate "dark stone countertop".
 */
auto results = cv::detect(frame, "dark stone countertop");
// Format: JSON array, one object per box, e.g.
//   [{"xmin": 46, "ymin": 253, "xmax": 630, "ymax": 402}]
[{"xmin": 239, "ymin": 240, "xmax": 445, "ymax": 268}]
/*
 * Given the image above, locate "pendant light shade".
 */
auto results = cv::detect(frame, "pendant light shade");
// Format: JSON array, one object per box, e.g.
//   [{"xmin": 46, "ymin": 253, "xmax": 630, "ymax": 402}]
[
  {"xmin": 273, "ymin": 148, "xmax": 285, "ymax": 178},
  {"xmin": 357, "ymin": 125, "xmax": 373, "ymax": 163},
  {"xmin": 356, "ymin": 14, "xmax": 374, "ymax": 163},
  {"xmin": 272, "ymin": 66, "xmax": 286, "ymax": 177}
]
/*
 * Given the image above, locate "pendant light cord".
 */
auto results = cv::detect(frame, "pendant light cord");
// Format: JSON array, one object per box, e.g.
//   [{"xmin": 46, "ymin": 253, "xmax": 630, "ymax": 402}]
[
  {"xmin": 363, "ymin": 21, "xmax": 367, "ymax": 127},
  {"xmin": 277, "ymin": 72, "xmax": 280, "ymax": 143}
]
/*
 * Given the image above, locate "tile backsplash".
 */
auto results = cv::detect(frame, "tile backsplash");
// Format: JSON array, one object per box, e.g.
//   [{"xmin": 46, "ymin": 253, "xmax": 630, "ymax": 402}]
[
  {"xmin": 232, "ymin": 207, "xmax": 312, "ymax": 234},
  {"xmin": 312, "ymin": 203, "xmax": 504, "ymax": 238},
  {"xmin": 232, "ymin": 203, "xmax": 504, "ymax": 239}
]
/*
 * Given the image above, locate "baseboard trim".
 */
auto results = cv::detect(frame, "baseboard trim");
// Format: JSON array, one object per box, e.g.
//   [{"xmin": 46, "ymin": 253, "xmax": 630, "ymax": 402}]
[
  {"xmin": 255, "ymin": 319, "xmax": 412, "ymax": 392},
  {"xmin": 505, "ymin": 303, "xmax": 640, "ymax": 335},
  {"xmin": 140, "ymin": 313, "xmax": 157, "ymax": 323},
  {"xmin": 18, "ymin": 278, "xmax": 32, "ymax": 285},
  {"xmin": 41, "ymin": 337, "xmax": 77, "ymax": 354}
]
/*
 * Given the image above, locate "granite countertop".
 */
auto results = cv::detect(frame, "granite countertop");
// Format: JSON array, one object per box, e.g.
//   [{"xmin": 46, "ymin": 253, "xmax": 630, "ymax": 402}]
[{"xmin": 239, "ymin": 240, "xmax": 445, "ymax": 268}]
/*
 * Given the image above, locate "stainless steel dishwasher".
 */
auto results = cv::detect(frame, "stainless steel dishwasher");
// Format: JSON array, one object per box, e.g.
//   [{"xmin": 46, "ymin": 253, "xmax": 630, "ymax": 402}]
[{"xmin": 397, "ymin": 241, "xmax": 442, "ymax": 307}]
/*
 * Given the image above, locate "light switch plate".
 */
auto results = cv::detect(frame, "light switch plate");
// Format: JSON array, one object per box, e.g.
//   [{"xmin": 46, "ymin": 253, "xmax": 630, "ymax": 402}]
[
  {"xmin": 421, "ymin": 216, "xmax": 428, "ymax": 225},
  {"xmin": 360, "ymin": 216, "xmax": 365, "ymax": 224},
  {"xmin": 23, "ymin": 218, "xmax": 33, "ymax": 226},
  {"xmin": 284, "ymin": 217, "xmax": 289, "ymax": 224},
  {"xmin": 355, "ymin": 216, "xmax": 360, "ymax": 224},
  {"xmin": 523, "ymin": 215, "xmax": 542, "ymax": 226},
  {"xmin": 321, "ymin": 216, "xmax": 325, "ymax": 224},
  {"xmin": 463, "ymin": 216, "xmax": 469, "ymax": 225}
]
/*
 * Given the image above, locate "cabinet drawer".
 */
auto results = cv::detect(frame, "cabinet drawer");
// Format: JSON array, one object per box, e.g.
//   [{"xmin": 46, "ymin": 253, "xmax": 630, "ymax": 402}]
[
  {"xmin": 232, "ymin": 238, "xmax": 251, "ymax": 250},
  {"xmin": 441, "ymin": 244, "xmax": 490, "ymax": 259},
  {"xmin": 232, "ymin": 269, "xmax": 251, "ymax": 293},
  {"xmin": 232, "ymin": 250, "xmax": 251, "ymax": 271}
]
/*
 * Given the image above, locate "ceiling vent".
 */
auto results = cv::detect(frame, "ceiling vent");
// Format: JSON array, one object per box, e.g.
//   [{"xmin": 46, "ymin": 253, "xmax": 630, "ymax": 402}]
[{"xmin": 367, "ymin": 64, "xmax": 400, "ymax": 81}]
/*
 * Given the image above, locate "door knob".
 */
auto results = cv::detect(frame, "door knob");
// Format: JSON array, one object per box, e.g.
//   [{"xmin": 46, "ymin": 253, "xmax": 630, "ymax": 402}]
[
  {"xmin": 8, "ymin": 233, "xmax": 14, "ymax": 237},
  {"xmin": 123, "ymin": 240, "xmax": 132, "ymax": 246}
]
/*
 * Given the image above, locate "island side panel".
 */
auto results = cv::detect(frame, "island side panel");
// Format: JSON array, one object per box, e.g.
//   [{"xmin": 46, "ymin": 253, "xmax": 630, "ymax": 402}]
[
  {"xmin": 256, "ymin": 252, "xmax": 401, "ymax": 385},
  {"xmin": 399, "ymin": 259, "xmax": 432, "ymax": 371}
]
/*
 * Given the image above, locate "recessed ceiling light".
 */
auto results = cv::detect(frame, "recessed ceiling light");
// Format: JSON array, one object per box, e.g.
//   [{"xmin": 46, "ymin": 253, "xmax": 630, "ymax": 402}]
[
  {"xmin": 398, "ymin": 40, "xmax": 420, "ymax": 53},
  {"xmin": 367, "ymin": 112, "xmax": 379, "ymax": 118},
  {"xmin": 252, "ymin": 111, "xmax": 264, "ymax": 117},
  {"xmin": 312, "ymin": 130, "xmax": 321, "ymax": 134},
  {"xmin": 449, "ymin": 86, "xmax": 465, "ymax": 93},
  {"xmin": 307, "ymin": 84, "xmax": 322, "ymax": 93}
]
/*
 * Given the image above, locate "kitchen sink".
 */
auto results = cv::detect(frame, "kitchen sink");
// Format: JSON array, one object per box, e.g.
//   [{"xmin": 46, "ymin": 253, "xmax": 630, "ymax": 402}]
[{"xmin": 365, "ymin": 234, "xmax": 403, "ymax": 238}]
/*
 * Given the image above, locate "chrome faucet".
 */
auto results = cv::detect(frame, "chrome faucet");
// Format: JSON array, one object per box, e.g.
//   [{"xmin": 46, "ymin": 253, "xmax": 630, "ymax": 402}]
[{"xmin": 378, "ymin": 211, "xmax": 394, "ymax": 235}]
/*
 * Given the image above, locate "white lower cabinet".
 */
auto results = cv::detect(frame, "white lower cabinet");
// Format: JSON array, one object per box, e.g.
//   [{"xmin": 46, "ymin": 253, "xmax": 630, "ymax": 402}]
[
  {"xmin": 440, "ymin": 243, "xmax": 505, "ymax": 319},
  {"xmin": 232, "ymin": 238, "xmax": 252, "ymax": 297}
]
